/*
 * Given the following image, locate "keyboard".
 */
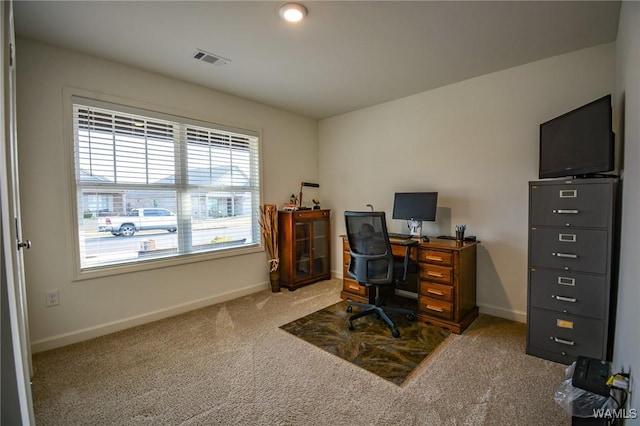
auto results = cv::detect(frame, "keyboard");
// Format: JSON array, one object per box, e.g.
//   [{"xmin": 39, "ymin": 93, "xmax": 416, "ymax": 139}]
[{"xmin": 388, "ymin": 233, "xmax": 413, "ymax": 239}]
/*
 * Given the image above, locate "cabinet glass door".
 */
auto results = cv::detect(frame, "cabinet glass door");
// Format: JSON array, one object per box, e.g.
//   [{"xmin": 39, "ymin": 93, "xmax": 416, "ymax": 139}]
[
  {"xmin": 312, "ymin": 219, "xmax": 328, "ymax": 276},
  {"xmin": 294, "ymin": 222, "xmax": 311, "ymax": 280}
]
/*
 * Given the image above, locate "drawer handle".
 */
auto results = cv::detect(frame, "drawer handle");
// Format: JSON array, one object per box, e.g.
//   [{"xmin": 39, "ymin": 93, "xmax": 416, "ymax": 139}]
[
  {"xmin": 553, "ymin": 209, "xmax": 579, "ymax": 214},
  {"xmin": 426, "ymin": 304, "xmax": 444, "ymax": 313},
  {"xmin": 552, "ymin": 252, "xmax": 578, "ymax": 259},
  {"xmin": 427, "ymin": 289, "xmax": 444, "ymax": 296},
  {"xmin": 551, "ymin": 337, "xmax": 575, "ymax": 346},
  {"xmin": 348, "ymin": 284, "xmax": 360, "ymax": 291},
  {"xmin": 559, "ymin": 190, "xmax": 577, "ymax": 198},
  {"xmin": 552, "ymin": 295, "xmax": 577, "ymax": 303},
  {"xmin": 427, "ymin": 271, "xmax": 444, "ymax": 278},
  {"xmin": 558, "ymin": 276, "xmax": 576, "ymax": 286},
  {"xmin": 558, "ymin": 234, "xmax": 576, "ymax": 243},
  {"xmin": 425, "ymin": 255, "xmax": 444, "ymax": 262}
]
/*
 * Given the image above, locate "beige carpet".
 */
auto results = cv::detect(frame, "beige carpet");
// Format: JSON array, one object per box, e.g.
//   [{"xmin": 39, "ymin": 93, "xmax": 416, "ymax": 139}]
[{"xmin": 32, "ymin": 278, "xmax": 571, "ymax": 425}]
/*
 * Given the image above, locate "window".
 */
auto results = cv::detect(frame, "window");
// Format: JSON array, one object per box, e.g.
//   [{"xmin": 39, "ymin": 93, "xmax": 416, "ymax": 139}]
[{"xmin": 72, "ymin": 97, "xmax": 261, "ymax": 273}]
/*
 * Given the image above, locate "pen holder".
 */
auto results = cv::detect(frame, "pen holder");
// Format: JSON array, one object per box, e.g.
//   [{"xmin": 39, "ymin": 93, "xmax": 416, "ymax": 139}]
[{"xmin": 455, "ymin": 230, "xmax": 465, "ymax": 241}]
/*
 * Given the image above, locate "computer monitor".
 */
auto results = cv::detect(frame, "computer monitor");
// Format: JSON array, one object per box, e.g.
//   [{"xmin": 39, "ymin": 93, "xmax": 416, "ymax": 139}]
[{"xmin": 392, "ymin": 192, "xmax": 438, "ymax": 236}]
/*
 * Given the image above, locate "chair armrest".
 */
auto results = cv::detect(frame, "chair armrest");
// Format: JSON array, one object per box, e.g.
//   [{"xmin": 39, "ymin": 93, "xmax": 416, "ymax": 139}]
[{"xmin": 397, "ymin": 240, "xmax": 418, "ymax": 282}]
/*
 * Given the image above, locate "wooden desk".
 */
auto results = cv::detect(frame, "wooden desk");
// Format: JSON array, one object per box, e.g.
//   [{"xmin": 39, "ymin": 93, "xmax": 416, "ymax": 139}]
[{"xmin": 340, "ymin": 236, "xmax": 479, "ymax": 334}]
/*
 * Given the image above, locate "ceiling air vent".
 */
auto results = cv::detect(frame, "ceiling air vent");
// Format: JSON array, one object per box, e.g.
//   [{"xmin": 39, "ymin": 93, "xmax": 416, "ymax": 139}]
[{"xmin": 193, "ymin": 49, "xmax": 230, "ymax": 67}]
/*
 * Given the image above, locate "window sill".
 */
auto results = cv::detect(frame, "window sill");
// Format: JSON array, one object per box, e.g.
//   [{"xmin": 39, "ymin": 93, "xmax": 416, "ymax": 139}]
[{"xmin": 74, "ymin": 243, "xmax": 262, "ymax": 281}]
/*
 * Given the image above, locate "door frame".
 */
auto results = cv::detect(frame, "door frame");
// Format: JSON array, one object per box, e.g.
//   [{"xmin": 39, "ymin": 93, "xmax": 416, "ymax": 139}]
[{"xmin": 1, "ymin": 0, "xmax": 35, "ymax": 423}]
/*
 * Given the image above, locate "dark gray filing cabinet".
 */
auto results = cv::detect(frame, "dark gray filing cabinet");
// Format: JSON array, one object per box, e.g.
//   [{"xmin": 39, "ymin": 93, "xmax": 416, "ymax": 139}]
[{"xmin": 526, "ymin": 178, "xmax": 619, "ymax": 365}]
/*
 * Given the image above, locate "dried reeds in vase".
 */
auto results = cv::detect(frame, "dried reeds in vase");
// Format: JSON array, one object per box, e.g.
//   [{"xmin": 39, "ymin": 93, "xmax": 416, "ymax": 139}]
[{"xmin": 259, "ymin": 204, "xmax": 279, "ymax": 272}]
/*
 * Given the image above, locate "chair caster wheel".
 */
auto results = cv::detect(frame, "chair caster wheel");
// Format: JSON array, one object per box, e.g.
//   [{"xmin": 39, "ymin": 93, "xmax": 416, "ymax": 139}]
[
  {"xmin": 407, "ymin": 312, "xmax": 416, "ymax": 322},
  {"xmin": 391, "ymin": 328, "xmax": 400, "ymax": 338},
  {"xmin": 346, "ymin": 305, "xmax": 353, "ymax": 313},
  {"xmin": 348, "ymin": 321, "xmax": 355, "ymax": 331}
]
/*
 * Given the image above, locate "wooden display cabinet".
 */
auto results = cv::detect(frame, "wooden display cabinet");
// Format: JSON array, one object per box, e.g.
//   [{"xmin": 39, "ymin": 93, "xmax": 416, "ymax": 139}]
[{"xmin": 278, "ymin": 209, "xmax": 331, "ymax": 290}]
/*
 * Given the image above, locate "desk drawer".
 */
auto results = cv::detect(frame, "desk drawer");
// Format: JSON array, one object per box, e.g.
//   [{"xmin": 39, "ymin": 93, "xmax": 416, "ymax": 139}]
[
  {"xmin": 343, "ymin": 250, "xmax": 351, "ymax": 265},
  {"xmin": 419, "ymin": 263, "xmax": 453, "ymax": 284},
  {"xmin": 343, "ymin": 278, "xmax": 366, "ymax": 297},
  {"xmin": 344, "ymin": 238, "xmax": 416, "ymax": 261},
  {"xmin": 391, "ymin": 243, "xmax": 417, "ymax": 259},
  {"xmin": 292, "ymin": 209, "xmax": 330, "ymax": 220},
  {"xmin": 527, "ymin": 308, "xmax": 604, "ymax": 360},
  {"xmin": 419, "ymin": 249, "xmax": 453, "ymax": 266},
  {"xmin": 419, "ymin": 281, "xmax": 453, "ymax": 302},
  {"xmin": 419, "ymin": 296, "xmax": 453, "ymax": 320}
]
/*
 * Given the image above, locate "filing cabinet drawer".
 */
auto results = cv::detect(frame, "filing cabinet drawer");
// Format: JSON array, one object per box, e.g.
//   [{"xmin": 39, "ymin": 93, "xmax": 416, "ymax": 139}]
[
  {"xmin": 529, "ymin": 269, "xmax": 607, "ymax": 319},
  {"xmin": 343, "ymin": 278, "xmax": 366, "ymax": 297},
  {"xmin": 528, "ymin": 308, "xmax": 604, "ymax": 360},
  {"xmin": 419, "ymin": 263, "xmax": 453, "ymax": 284},
  {"xmin": 419, "ymin": 281, "xmax": 453, "ymax": 302},
  {"xmin": 419, "ymin": 249, "xmax": 453, "ymax": 266},
  {"xmin": 529, "ymin": 227, "xmax": 608, "ymax": 274},
  {"xmin": 530, "ymin": 183, "xmax": 612, "ymax": 228},
  {"xmin": 419, "ymin": 296, "xmax": 453, "ymax": 320}
]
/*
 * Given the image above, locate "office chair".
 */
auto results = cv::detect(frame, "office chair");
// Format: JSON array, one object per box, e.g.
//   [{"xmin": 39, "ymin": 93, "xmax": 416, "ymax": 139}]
[{"xmin": 344, "ymin": 211, "xmax": 417, "ymax": 338}]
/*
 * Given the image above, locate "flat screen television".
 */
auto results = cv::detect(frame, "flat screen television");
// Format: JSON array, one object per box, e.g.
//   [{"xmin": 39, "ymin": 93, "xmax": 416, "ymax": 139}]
[
  {"xmin": 539, "ymin": 94, "xmax": 614, "ymax": 179},
  {"xmin": 392, "ymin": 192, "xmax": 438, "ymax": 236}
]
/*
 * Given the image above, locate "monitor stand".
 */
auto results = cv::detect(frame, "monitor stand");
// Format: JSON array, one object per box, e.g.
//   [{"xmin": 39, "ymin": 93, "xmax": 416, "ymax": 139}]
[{"xmin": 409, "ymin": 220, "xmax": 422, "ymax": 237}]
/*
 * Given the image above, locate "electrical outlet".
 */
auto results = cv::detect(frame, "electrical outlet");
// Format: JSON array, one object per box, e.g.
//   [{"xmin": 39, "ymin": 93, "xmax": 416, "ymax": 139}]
[{"xmin": 45, "ymin": 289, "xmax": 59, "ymax": 307}]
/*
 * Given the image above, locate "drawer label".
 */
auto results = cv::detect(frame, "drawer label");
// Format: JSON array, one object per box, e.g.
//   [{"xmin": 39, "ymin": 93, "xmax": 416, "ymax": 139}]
[
  {"xmin": 558, "ymin": 276, "xmax": 576, "ymax": 286},
  {"xmin": 559, "ymin": 189, "xmax": 577, "ymax": 198},
  {"xmin": 556, "ymin": 319, "xmax": 574, "ymax": 329},
  {"xmin": 558, "ymin": 233, "xmax": 577, "ymax": 243}
]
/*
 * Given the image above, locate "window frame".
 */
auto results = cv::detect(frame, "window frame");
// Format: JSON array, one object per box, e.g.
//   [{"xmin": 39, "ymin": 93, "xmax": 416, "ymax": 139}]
[{"xmin": 63, "ymin": 88, "xmax": 265, "ymax": 280}]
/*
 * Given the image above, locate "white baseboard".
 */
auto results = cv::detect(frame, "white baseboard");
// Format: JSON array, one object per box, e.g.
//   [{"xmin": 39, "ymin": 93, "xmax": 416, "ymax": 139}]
[
  {"xmin": 479, "ymin": 303, "xmax": 527, "ymax": 323},
  {"xmin": 333, "ymin": 268, "xmax": 527, "ymax": 324},
  {"xmin": 31, "ymin": 281, "xmax": 269, "ymax": 353}
]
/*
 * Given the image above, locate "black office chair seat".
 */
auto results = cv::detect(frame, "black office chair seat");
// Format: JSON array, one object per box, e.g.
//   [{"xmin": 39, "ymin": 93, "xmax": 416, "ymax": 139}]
[{"xmin": 344, "ymin": 211, "xmax": 417, "ymax": 338}]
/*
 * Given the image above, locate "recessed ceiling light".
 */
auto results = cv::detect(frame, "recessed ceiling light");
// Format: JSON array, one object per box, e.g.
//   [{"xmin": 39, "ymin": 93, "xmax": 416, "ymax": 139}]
[{"xmin": 279, "ymin": 3, "xmax": 307, "ymax": 23}]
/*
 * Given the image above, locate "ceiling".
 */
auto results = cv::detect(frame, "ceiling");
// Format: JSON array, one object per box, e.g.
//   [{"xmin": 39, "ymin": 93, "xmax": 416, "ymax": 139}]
[{"xmin": 13, "ymin": 1, "xmax": 621, "ymax": 120}]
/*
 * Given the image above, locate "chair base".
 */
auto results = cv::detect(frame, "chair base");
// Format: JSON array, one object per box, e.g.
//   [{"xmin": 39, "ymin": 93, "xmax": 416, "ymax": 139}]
[{"xmin": 346, "ymin": 295, "xmax": 415, "ymax": 338}]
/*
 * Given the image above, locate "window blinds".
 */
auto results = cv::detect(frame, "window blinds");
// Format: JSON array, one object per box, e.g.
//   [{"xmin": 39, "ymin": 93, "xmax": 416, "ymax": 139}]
[{"xmin": 72, "ymin": 97, "xmax": 261, "ymax": 270}]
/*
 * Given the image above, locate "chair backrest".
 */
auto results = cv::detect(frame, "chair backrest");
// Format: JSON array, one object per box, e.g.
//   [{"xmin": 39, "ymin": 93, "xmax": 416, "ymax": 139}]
[{"xmin": 344, "ymin": 211, "xmax": 394, "ymax": 285}]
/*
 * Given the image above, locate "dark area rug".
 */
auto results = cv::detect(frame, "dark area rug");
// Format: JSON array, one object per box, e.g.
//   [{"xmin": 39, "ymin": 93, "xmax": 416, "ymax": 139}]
[{"xmin": 280, "ymin": 300, "xmax": 451, "ymax": 385}]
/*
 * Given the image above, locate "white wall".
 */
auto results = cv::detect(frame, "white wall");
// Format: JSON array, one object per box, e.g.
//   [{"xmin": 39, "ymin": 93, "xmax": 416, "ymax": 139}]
[
  {"xmin": 615, "ymin": 1, "xmax": 640, "ymax": 415},
  {"xmin": 319, "ymin": 43, "xmax": 616, "ymax": 322},
  {"xmin": 16, "ymin": 39, "xmax": 318, "ymax": 352}
]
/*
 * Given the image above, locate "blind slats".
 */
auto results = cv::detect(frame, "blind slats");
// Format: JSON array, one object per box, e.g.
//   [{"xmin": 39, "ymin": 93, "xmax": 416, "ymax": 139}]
[{"xmin": 73, "ymin": 100, "xmax": 261, "ymax": 270}]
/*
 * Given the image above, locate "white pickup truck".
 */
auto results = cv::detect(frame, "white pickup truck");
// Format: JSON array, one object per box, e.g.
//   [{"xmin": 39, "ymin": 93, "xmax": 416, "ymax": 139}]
[{"xmin": 97, "ymin": 208, "xmax": 177, "ymax": 237}]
